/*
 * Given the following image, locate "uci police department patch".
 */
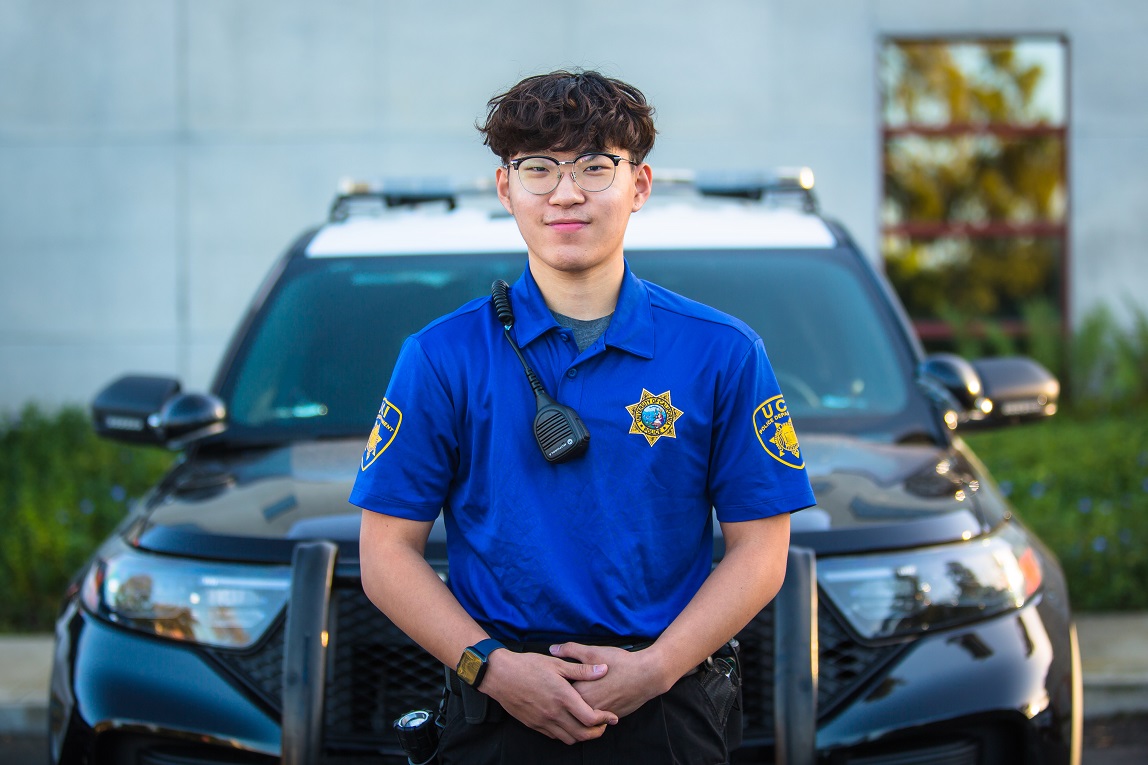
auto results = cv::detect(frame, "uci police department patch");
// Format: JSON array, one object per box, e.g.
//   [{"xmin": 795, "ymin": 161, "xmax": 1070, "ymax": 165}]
[
  {"xmin": 626, "ymin": 389, "xmax": 684, "ymax": 446},
  {"xmin": 754, "ymin": 394, "xmax": 803, "ymax": 468},
  {"xmin": 361, "ymin": 398, "xmax": 402, "ymax": 471}
]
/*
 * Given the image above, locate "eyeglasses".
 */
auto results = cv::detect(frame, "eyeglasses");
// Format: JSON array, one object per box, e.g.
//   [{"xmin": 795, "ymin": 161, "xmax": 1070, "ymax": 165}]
[{"xmin": 506, "ymin": 152, "xmax": 639, "ymax": 195}]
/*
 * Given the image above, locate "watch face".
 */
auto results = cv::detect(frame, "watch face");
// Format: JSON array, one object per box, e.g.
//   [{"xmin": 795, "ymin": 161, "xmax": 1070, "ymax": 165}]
[{"xmin": 457, "ymin": 649, "xmax": 484, "ymax": 685}]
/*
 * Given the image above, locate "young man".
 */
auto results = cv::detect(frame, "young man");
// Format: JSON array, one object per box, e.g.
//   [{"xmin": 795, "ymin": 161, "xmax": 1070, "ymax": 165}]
[{"xmin": 352, "ymin": 70, "xmax": 815, "ymax": 763}]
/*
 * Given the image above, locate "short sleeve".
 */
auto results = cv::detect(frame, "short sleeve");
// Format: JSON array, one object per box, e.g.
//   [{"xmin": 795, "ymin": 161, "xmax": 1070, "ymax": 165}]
[
  {"xmin": 708, "ymin": 338, "xmax": 817, "ymax": 522},
  {"xmin": 349, "ymin": 336, "xmax": 458, "ymax": 521}
]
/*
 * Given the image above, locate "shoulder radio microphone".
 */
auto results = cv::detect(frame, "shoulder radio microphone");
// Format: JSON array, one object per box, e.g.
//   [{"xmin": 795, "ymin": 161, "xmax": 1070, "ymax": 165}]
[{"xmin": 491, "ymin": 280, "xmax": 590, "ymax": 464}]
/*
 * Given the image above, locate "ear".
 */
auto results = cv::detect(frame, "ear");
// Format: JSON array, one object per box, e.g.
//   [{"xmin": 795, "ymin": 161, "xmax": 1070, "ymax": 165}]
[
  {"xmin": 631, "ymin": 162, "xmax": 653, "ymax": 213},
  {"xmin": 496, "ymin": 166, "xmax": 514, "ymax": 215}
]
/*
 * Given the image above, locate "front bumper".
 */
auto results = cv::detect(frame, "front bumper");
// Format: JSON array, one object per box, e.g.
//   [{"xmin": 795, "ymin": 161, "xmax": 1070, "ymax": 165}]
[
  {"xmin": 50, "ymin": 599, "xmax": 282, "ymax": 764},
  {"xmin": 50, "ymin": 545, "xmax": 1080, "ymax": 765}
]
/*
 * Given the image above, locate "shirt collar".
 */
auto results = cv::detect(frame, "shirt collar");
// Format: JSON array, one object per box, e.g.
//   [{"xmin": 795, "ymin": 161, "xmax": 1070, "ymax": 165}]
[{"xmin": 509, "ymin": 262, "xmax": 655, "ymax": 359}]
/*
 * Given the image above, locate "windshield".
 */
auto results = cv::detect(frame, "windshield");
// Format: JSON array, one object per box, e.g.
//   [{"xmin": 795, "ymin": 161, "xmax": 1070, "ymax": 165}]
[{"xmin": 216, "ymin": 249, "xmax": 933, "ymax": 444}]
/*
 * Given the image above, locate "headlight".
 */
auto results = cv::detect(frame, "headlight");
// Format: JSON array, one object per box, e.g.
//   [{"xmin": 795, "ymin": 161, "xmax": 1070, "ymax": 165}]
[
  {"xmin": 818, "ymin": 523, "xmax": 1043, "ymax": 641},
  {"xmin": 81, "ymin": 539, "xmax": 291, "ymax": 649}
]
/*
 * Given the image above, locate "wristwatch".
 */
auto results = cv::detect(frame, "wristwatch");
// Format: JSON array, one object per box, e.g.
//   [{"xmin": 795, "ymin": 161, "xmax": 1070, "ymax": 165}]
[{"xmin": 455, "ymin": 638, "xmax": 506, "ymax": 687}]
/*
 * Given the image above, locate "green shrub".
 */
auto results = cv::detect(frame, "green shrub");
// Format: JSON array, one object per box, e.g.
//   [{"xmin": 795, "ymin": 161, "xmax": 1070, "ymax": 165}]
[
  {"xmin": 1018, "ymin": 297, "xmax": 1063, "ymax": 376},
  {"xmin": 965, "ymin": 411, "xmax": 1148, "ymax": 611},
  {"xmin": 0, "ymin": 405, "xmax": 171, "ymax": 632},
  {"xmin": 1068, "ymin": 301, "xmax": 1148, "ymax": 415}
]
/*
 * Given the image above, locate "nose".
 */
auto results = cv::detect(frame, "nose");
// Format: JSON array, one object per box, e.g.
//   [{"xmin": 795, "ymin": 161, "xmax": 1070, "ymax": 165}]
[{"xmin": 549, "ymin": 166, "xmax": 585, "ymax": 203}]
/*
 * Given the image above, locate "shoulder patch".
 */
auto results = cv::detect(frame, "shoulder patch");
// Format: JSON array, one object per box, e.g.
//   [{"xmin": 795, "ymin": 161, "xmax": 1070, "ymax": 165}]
[
  {"xmin": 361, "ymin": 398, "xmax": 403, "ymax": 470},
  {"xmin": 754, "ymin": 395, "xmax": 803, "ymax": 468}
]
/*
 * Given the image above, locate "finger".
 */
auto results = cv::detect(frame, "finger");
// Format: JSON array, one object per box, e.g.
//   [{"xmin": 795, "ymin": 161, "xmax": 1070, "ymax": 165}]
[
  {"xmin": 552, "ymin": 681, "xmax": 619, "ymax": 728},
  {"xmin": 558, "ymin": 718, "xmax": 611, "ymax": 742},
  {"xmin": 550, "ymin": 642, "xmax": 612, "ymax": 674},
  {"xmin": 570, "ymin": 703, "xmax": 619, "ymax": 729},
  {"xmin": 550, "ymin": 641, "xmax": 601, "ymax": 662},
  {"xmin": 555, "ymin": 658, "xmax": 609, "ymax": 683},
  {"xmin": 541, "ymin": 708, "xmax": 609, "ymax": 744},
  {"xmin": 573, "ymin": 721, "xmax": 611, "ymax": 741}
]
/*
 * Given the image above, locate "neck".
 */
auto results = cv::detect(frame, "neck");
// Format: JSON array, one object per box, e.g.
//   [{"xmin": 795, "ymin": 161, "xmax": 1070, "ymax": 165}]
[{"xmin": 528, "ymin": 255, "xmax": 624, "ymax": 320}]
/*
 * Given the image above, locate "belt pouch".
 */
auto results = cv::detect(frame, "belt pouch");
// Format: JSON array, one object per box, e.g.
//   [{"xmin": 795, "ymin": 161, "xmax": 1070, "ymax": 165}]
[
  {"xmin": 717, "ymin": 642, "xmax": 743, "ymax": 751},
  {"xmin": 460, "ymin": 681, "xmax": 490, "ymax": 725}
]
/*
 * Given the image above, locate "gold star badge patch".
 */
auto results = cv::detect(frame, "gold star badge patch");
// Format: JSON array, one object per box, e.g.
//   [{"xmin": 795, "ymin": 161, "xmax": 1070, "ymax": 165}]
[{"xmin": 626, "ymin": 389, "xmax": 684, "ymax": 446}]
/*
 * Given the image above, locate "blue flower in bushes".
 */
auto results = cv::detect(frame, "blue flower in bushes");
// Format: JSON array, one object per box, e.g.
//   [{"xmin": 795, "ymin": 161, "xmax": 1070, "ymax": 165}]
[{"xmin": 1092, "ymin": 536, "xmax": 1108, "ymax": 554}]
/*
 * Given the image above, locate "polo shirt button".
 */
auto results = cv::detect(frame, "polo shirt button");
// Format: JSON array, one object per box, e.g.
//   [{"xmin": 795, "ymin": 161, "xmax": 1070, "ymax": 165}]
[
  {"xmin": 567, "ymin": 368, "xmax": 578, "ymax": 378},
  {"xmin": 560, "ymin": 334, "xmax": 569, "ymax": 342}
]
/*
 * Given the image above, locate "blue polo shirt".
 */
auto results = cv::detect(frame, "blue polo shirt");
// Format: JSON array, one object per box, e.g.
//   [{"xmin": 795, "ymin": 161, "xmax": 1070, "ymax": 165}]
[{"xmin": 350, "ymin": 262, "xmax": 815, "ymax": 642}]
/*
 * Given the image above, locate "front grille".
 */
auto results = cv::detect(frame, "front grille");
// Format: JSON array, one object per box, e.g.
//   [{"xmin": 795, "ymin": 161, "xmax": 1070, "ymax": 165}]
[
  {"xmin": 324, "ymin": 586, "xmax": 444, "ymax": 744},
  {"xmin": 212, "ymin": 581, "xmax": 904, "ymax": 752},
  {"xmin": 737, "ymin": 601, "xmax": 904, "ymax": 744}
]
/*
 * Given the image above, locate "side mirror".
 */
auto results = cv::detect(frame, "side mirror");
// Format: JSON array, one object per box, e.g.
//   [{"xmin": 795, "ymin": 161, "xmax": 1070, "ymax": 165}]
[
  {"xmin": 92, "ymin": 375, "xmax": 182, "ymax": 445},
  {"xmin": 919, "ymin": 354, "xmax": 993, "ymax": 429},
  {"xmin": 92, "ymin": 375, "xmax": 228, "ymax": 448},
  {"xmin": 157, "ymin": 392, "xmax": 228, "ymax": 449},
  {"xmin": 972, "ymin": 356, "xmax": 1059, "ymax": 426}
]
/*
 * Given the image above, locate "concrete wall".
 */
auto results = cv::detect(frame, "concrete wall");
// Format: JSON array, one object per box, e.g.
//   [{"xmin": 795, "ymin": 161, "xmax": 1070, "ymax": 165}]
[{"xmin": 2, "ymin": 0, "xmax": 1145, "ymax": 413}]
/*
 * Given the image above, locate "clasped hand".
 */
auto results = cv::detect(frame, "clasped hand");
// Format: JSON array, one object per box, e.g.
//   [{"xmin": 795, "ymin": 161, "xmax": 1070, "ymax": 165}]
[{"xmin": 479, "ymin": 643, "xmax": 669, "ymax": 745}]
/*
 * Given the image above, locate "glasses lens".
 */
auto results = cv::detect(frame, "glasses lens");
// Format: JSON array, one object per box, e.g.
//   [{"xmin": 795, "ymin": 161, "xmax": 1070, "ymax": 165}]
[
  {"xmin": 516, "ymin": 157, "xmax": 559, "ymax": 194},
  {"xmin": 574, "ymin": 154, "xmax": 618, "ymax": 192}
]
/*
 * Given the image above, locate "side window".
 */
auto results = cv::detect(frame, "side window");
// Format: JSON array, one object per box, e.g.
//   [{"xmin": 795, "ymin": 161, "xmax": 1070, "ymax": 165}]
[{"xmin": 880, "ymin": 37, "xmax": 1069, "ymax": 349}]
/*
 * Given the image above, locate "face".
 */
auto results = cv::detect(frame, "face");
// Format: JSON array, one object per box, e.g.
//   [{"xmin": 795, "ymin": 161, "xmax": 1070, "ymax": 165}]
[{"xmin": 496, "ymin": 148, "xmax": 652, "ymax": 282}]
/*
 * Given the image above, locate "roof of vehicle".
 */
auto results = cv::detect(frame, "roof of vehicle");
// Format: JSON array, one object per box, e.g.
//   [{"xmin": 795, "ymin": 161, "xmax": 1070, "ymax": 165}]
[{"xmin": 305, "ymin": 170, "xmax": 840, "ymax": 257}]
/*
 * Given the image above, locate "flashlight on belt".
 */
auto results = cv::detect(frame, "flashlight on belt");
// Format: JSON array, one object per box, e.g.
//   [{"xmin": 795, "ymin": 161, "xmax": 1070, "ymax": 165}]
[{"xmin": 394, "ymin": 709, "xmax": 439, "ymax": 765}]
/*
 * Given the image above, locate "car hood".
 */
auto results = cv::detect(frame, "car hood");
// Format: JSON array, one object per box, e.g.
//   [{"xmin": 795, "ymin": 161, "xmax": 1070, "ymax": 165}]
[{"xmin": 130, "ymin": 435, "xmax": 1003, "ymax": 564}]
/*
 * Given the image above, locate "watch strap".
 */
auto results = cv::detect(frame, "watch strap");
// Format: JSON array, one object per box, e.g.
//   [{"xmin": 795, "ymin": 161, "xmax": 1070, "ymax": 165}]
[
  {"xmin": 456, "ymin": 638, "xmax": 506, "ymax": 687},
  {"xmin": 469, "ymin": 638, "xmax": 505, "ymax": 661}
]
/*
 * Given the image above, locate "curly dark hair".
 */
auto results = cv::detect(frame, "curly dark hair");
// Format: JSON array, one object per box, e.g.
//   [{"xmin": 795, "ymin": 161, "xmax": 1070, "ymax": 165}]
[{"xmin": 477, "ymin": 70, "xmax": 657, "ymax": 164}]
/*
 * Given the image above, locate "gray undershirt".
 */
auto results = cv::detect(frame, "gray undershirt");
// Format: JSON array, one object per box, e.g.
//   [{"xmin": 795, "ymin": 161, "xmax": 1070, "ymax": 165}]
[{"xmin": 551, "ymin": 310, "xmax": 613, "ymax": 353}]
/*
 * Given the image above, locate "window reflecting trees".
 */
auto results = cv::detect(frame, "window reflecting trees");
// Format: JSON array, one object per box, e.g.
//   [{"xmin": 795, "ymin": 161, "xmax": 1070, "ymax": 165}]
[{"xmin": 880, "ymin": 38, "xmax": 1068, "ymax": 342}]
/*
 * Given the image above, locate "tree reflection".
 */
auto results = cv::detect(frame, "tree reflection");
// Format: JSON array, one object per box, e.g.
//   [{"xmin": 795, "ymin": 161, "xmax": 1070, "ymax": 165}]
[{"xmin": 881, "ymin": 39, "xmax": 1067, "ymax": 331}]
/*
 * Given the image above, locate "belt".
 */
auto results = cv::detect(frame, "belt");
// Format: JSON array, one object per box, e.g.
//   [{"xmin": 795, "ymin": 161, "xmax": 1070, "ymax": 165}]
[{"xmin": 503, "ymin": 637, "xmax": 655, "ymax": 654}]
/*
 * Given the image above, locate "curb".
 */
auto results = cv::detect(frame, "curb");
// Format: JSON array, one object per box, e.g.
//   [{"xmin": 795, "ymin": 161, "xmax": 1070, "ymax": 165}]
[
  {"xmin": 1078, "ymin": 613, "xmax": 1148, "ymax": 719},
  {"xmin": 1084, "ymin": 675, "xmax": 1148, "ymax": 720},
  {"xmin": 0, "ymin": 634, "xmax": 53, "ymax": 735},
  {"xmin": 0, "ymin": 703, "xmax": 48, "ymax": 736}
]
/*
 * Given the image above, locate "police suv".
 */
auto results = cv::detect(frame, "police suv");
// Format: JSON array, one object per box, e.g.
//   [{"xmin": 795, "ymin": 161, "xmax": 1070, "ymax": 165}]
[{"xmin": 52, "ymin": 170, "xmax": 1080, "ymax": 764}]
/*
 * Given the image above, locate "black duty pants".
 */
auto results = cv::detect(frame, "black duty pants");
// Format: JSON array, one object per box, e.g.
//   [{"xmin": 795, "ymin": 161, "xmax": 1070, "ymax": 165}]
[{"xmin": 438, "ymin": 662, "xmax": 739, "ymax": 765}]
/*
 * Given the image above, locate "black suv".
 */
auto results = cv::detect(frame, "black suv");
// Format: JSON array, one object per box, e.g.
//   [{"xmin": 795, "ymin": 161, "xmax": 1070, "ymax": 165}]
[{"xmin": 50, "ymin": 172, "xmax": 1080, "ymax": 764}]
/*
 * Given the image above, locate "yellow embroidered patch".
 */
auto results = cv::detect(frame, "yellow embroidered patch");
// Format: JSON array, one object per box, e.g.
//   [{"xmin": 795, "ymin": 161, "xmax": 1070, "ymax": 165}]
[
  {"xmin": 361, "ymin": 398, "xmax": 402, "ymax": 470},
  {"xmin": 626, "ymin": 389, "xmax": 684, "ymax": 446},
  {"xmin": 754, "ymin": 395, "xmax": 803, "ymax": 469}
]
